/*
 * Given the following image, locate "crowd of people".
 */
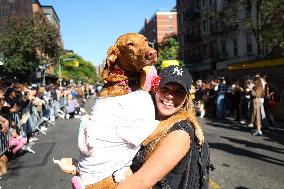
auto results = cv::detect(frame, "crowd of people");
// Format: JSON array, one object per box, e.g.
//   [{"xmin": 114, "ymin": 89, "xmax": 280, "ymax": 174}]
[
  {"xmin": 190, "ymin": 73, "xmax": 280, "ymax": 136},
  {"xmin": 0, "ymin": 78, "xmax": 95, "ymax": 162}
]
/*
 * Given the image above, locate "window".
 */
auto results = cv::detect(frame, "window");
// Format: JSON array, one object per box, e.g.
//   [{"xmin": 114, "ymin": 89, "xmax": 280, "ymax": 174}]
[
  {"xmin": 222, "ymin": 41, "xmax": 227, "ymax": 58},
  {"xmin": 169, "ymin": 26, "xmax": 174, "ymax": 33},
  {"xmin": 246, "ymin": 0, "xmax": 252, "ymax": 16},
  {"xmin": 246, "ymin": 35, "xmax": 252, "ymax": 54},
  {"xmin": 210, "ymin": 42, "xmax": 214, "ymax": 58},
  {"xmin": 199, "ymin": 46, "xmax": 202, "ymax": 60},
  {"xmin": 202, "ymin": 20, "xmax": 206, "ymax": 33},
  {"xmin": 168, "ymin": 15, "xmax": 173, "ymax": 20},
  {"xmin": 202, "ymin": 0, "xmax": 206, "ymax": 8},
  {"xmin": 203, "ymin": 44, "xmax": 207, "ymax": 58},
  {"xmin": 209, "ymin": 17, "xmax": 214, "ymax": 33},
  {"xmin": 45, "ymin": 13, "xmax": 51, "ymax": 21},
  {"xmin": 209, "ymin": 0, "xmax": 213, "ymax": 6},
  {"xmin": 233, "ymin": 38, "xmax": 238, "ymax": 56}
]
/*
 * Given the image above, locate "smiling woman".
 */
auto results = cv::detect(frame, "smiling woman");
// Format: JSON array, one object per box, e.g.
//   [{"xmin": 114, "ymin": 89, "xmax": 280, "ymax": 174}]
[{"xmin": 116, "ymin": 66, "xmax": 206, "ymax": 189}]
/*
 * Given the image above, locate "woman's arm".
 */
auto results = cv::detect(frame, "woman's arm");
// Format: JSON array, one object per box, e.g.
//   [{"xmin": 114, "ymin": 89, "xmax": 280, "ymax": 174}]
[
  {"xmin": 0, "ymin": 115, "xmax": 9, "ymax": 133},
  {"xmin": 116, "ymin": 130, "xmax": 191, "ymax": 189}
]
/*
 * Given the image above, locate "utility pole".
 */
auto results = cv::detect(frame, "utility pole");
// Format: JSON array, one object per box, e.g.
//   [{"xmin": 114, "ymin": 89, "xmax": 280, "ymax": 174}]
[{"xmin": 59, "ymin": 59, "xmax": 62, "ymax": 87}]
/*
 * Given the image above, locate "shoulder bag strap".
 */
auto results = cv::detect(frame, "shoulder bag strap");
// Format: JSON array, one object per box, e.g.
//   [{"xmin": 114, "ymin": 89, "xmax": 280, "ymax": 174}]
[{"xmin": 182, "ymin": 148, "xmax": 193, "ymax": 189}]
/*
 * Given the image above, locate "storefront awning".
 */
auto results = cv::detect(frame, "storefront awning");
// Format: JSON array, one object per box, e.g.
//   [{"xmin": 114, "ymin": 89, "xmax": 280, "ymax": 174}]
[{"xmin": 228, "ymin": 57, "xmax": 284, "ymax": 71}]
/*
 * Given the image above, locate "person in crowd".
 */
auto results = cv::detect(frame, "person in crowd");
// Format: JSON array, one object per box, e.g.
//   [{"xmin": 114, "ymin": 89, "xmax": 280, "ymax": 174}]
[
  {"xmin": 248, "ymin": 76, "xmax": 265, "ymax": 136},
  {"xmin": 2, "ymin": 87, "xmax": 21, "ymax": 118},
  {"xmin": 65, "ymin": 94, "xmax": 79, "ymax": 119},
  {"xmin": 240, "ymin": 79, "xmax": 254, "ymax": 125},
  {"xmin": 202, "ymin": 80, "xmax": 217, "ymax": 118},
  {"xmin": 263, "ymin": 75, "xmax": 278, "ymax": 128},
  {"xmin": 195, "ymin": 79, "xmax": 206, "ymax": 118},
  {"xmin": 230, "ymin": 79, "xmax": 243, "ymax": 122},
  {"xmin": 215, "ymin": 77, "xmax": 228, "ymax": 120},
  {"xmin": 8, "ymin": 122, "xmax": 27, "ymax": 155},
  {"xmin": 116, "ymin": 65, "xmax": 204, "ymax": 189},
  {"xmin": 0, "ymin": 86, "xmax": 9, "ymax": 133}
]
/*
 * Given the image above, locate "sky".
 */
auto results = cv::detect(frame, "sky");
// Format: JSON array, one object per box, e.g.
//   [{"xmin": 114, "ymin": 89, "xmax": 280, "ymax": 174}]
[{"xmin": 40, "ymin": 0, "xmax": 176, "ymax": 66}]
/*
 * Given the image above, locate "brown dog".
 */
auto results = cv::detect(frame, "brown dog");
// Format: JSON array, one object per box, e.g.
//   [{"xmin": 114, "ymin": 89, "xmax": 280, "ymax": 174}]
[
  {"xmin": 0, "ymin": 155, "xmax": 9, "ymax": 177},
  {"xmin": 99, "ymin": 33, "xmax": 157, "ymax": 97}
]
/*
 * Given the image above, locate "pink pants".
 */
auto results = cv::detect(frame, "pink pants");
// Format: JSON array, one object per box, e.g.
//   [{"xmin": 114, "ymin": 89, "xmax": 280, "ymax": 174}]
[{"xmin": 9, "ymin": 137, "xmax": 27, "ymax": 154}]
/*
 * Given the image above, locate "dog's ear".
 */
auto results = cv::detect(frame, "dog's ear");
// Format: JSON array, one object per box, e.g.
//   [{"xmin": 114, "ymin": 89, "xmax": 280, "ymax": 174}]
[
  {"xmin": 106, "ymin": 45, "xmax": 120, "ymax": 65},
  {"xmin": 101, "ymin": 45, "xmax": 120, "ymax": 80}
]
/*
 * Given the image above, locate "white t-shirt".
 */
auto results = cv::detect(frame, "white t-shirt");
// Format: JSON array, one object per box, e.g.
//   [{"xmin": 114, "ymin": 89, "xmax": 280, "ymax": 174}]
[{"xmin": 78, "ymin": 90, "xmax": 159, "ymax": 185}]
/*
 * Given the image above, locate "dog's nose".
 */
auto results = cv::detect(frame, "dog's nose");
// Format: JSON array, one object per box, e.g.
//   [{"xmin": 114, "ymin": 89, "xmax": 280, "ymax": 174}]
[{"xmin": 147, "ymin": 49, "xmax": 157, "ymax": 61}]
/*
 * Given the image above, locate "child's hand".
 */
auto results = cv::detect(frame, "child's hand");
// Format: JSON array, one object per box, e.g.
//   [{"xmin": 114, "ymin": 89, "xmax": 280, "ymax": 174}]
[{"xmin": 57, "ymin": 157, "xmax": 78, "ymax": 175}]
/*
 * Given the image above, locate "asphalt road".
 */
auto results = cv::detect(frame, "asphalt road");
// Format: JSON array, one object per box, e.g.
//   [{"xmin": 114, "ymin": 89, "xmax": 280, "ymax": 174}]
[
  {"xmin": 1, "ymin": 96, "xmax": 284, "ymax": 189},
  {"xmin": 203, "ymin": 117, "xmax": 284, "ymax": 189}
]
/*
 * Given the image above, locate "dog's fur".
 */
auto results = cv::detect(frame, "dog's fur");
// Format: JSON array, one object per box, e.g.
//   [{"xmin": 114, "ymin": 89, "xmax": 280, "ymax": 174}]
[{"xmin": 0, "ymin": 155, "xmax": 9, "ymax": 177}]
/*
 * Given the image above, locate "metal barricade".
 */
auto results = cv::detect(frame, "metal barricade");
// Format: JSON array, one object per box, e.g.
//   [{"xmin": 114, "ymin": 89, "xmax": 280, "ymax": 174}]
[{"xmin": 0, "ymin": 97, "xmax": 60, "ymax": 155}]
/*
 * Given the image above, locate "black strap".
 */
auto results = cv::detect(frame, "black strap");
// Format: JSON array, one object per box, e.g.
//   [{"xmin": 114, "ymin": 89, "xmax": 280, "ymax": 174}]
[{"xmin": 182, "ymin": 148, "xmax": 193, "ymax": 189}]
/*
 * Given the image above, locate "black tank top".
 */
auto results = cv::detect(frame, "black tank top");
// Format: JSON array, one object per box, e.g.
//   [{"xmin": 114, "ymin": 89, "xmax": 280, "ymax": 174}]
[{"xmin": 131, "ymin": 120, "xmax": 200, "ymax": 189}]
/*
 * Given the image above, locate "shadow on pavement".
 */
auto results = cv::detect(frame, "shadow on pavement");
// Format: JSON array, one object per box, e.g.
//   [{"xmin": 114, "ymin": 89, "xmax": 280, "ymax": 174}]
[
  {"xmin": 221, "ymin": 136, "xmax": 284, "ymax": 155},
  {"xmin": 205, "ymin": 118, "xmax": 284, "ymax": 145},
  {"xmin": 209, "ymin": 142, "xmax": 284, "ymax": 166}
]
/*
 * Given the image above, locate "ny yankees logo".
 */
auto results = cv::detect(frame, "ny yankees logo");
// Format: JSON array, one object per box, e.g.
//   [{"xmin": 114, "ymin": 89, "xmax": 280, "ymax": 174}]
[{"xmin": 173, "ymin": 67, "xmax": 183, "ymax": 76}]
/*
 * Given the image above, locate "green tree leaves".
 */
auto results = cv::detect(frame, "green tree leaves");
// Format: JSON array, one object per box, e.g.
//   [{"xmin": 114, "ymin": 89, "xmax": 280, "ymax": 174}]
[
  {"xmin": 157, "ymin": 34, "xmax": 183, "ymax": 70},
  {"xmin": 59, "ymin": 53, "xmax": 98, "ymax": 84},
  {"xmin": 0, "ymin": 13, "xmax": 63, "ymax": 80}
]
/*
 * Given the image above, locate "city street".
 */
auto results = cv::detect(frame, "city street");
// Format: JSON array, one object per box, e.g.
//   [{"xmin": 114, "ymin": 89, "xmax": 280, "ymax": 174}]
[
  {"xmin": 1, "ymin": 96, "xmax": 284, "ymax": 189},
  {"xmin": 203, "ymin": 118, "xmax": 284, "ymax": 189}
]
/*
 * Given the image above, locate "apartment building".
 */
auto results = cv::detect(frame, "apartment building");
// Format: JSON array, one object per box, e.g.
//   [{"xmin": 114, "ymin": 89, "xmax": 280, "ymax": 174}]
[
  {"xmin": 176, "ymin": 0, "xmax": 260, "ymax": 78},
  {"xmin": 0, "ymin": 0, "xmax": 33, "ymax": 32},
  {"xmin": 139, "ymin": 9, "xmax": 177, "ymax": 48},
  {"xmin": 42, "ymin": 5, "xmax": 60, "ymax": 29}
]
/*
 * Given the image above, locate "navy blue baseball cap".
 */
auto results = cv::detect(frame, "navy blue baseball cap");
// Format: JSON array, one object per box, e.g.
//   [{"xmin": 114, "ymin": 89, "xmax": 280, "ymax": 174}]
[{"xmin": 159, "ymin": 65, "xmax": 192, "ymax": 93}]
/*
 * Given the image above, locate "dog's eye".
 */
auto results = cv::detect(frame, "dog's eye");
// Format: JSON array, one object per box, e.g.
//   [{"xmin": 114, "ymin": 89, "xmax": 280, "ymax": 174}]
[
  {"xmin": 148, "ymin": 42, "xmax": 154, "ymax": 48},
  {"xmin": 127, "ymin": 43, "xmax": 134, "ymax": 47}
]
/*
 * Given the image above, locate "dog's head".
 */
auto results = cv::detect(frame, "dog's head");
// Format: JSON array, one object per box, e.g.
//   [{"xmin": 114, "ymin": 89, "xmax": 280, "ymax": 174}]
[{"xmin": 102, "ymin": 33, "xmax": 157, "ymax": 82}]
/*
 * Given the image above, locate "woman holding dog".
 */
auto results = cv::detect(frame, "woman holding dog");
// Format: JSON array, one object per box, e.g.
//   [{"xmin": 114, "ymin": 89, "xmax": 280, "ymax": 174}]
[{"xmin": 116, "ymin": 65, "xmax": 205, "ymax": 189}]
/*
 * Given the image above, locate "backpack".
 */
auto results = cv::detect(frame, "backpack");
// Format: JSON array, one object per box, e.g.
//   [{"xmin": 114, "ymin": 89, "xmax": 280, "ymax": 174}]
[{"xmin": 180, "ymin": 139, "xmax": 214, "ymax": 189}]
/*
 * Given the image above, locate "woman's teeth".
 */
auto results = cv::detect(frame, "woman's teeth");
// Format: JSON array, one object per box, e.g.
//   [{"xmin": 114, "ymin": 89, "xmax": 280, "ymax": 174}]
[{"xmin": 162, "ymin": 100, "xmax": 173, "ymax": 107}]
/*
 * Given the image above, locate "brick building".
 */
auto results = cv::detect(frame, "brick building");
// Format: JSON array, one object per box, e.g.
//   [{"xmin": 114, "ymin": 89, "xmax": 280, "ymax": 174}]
[
  {"xmin": 0, "ymin": 0, "xmax": 33, "ymax": 32},
  {"xmin": 139, "ymin": 9, "xmax": 177, "ymax": 48}
]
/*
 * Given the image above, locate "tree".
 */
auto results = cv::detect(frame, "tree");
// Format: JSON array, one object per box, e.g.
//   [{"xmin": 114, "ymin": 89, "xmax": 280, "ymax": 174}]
[
  {"xmin": 0, "ymin": 13, "xmax": 62, "ymax": 80},
  {"xmin": 217, "ymin": 0, "xmax": 284, "ymax": 57},
  {"xmin": 59, "ymin": 53, "xmax": 99, "ymax": 84},
  {"xmin": 156, "ymin": 34, "xmax": 183, "ymax": 70}
]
